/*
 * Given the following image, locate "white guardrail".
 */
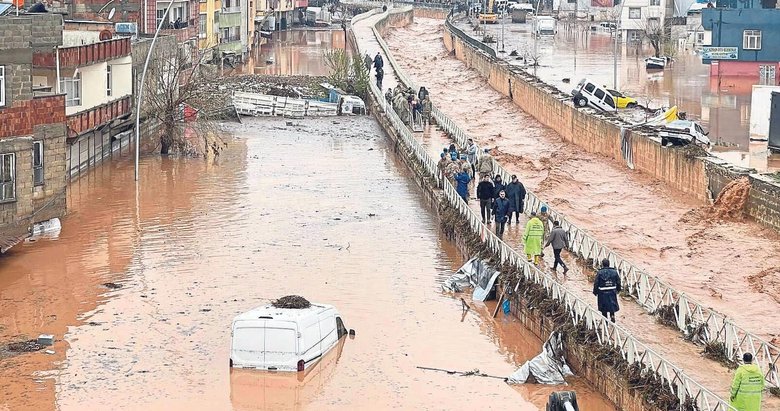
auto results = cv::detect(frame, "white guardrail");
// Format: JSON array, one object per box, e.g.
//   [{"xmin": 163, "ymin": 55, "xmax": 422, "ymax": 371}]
[
  {"xmin": 352, "ymin": 8, "xmax": 745, "ymax": 411},
  {"xmin": 362, "ymin": 6, "xmax": 780, "ymax": 393}
]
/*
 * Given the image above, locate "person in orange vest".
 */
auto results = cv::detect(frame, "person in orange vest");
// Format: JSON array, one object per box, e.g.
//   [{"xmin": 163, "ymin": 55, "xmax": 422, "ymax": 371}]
[{"xmin": 730, "ymin": 353, "xmax": 764, "ymax": 411}]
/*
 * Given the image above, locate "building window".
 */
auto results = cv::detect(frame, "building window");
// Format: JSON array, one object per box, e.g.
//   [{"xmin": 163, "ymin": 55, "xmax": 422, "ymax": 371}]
[
  {"xmin": 106, "ymin": 65, "xmax": 112, "ymax": 97},
  {"xmin": 60, "ymin": 73, "xmax": 81, "ymax": 107},
  {"xmin": 743, "ymin": 30, "xmax": 761, "ymax": 50},
  {"xmin": 696, "ymin": 31, "xmax": 704, "ymax": 44},
  {"xmin": 629, "ymin": 30, "xmax": 642, "ymax": 43},
  {"xmin": 199, "ymin": 13, "xmax": 207, "ymax": 38},
  {"xmin": 629, "ymin": 7, "xmax": 641, "ymax": 19},
  {"xmin": 33, "ymin": 141, "xmax": 44, "ymax": 186},
  {"xmin": 0, "ymin": 66, "xmax": 5, "ymax": 107},
  {"xmin": 650, "ymin": 0, "xmax": 660, "ymax": 5},
  {"xmin": 0, "ymin": 153, "xmax": 15, "ymax": 202}
]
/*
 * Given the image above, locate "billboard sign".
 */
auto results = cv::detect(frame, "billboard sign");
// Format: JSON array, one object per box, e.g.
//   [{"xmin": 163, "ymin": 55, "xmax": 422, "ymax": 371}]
[{"xmin": 700, "ymin": 46, "xmax": 738, "ymax": 60}]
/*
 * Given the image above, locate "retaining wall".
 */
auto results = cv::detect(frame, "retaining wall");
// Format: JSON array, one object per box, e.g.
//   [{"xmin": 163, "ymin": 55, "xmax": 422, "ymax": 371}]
[{"xmin": 442, "ymin": 17, "xmax": 780, "ymax": 232}]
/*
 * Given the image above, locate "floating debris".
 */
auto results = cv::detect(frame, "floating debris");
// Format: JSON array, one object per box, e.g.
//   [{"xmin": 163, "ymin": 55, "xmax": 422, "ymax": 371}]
[{"xmin": 272, "ymin": 295, "xmax": 311, "ymax": 309}]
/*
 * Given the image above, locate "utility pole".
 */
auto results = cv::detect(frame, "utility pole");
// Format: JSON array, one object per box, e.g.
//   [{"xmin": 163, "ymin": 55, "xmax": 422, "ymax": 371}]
[
  {"xmin": 135, "ymin": 0, "xmax": 177, "ymax": 181},
  {"xmin": 500, "ymin": 9, "xmax": 505, "ymax": 52},
  {"xmin": 612, "ymin": 1, "xmax": 623, "ymax": 89}
]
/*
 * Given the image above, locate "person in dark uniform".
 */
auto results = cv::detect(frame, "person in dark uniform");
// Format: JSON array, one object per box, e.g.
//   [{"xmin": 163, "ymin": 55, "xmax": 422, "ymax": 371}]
[
  {"xmin": 593, "ymin": 258, "xmax": 621, "ymax": 322},
  {"xmin": 492, "ymin": 190, "xmax": 511, "ymax": 239}
]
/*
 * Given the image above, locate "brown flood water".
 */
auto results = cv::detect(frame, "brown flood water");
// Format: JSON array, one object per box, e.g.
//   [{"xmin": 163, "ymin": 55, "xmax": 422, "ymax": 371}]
[
  {"xmin": 247, "ymin": 30, "xmax": 348, "ymax": 76},
  {"xmin": 0, "ymin": 117, "xmax": 614, "ymax": 410},
  {"xmin": 385, "ymin": 18, "xmax": 780, "ymax": 346}
]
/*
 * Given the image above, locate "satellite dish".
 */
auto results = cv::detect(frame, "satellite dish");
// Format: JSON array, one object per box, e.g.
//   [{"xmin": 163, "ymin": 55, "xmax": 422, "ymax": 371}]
[{"xmin": 108, "ymin": 7, "xmax": 115, "ymax": 19}]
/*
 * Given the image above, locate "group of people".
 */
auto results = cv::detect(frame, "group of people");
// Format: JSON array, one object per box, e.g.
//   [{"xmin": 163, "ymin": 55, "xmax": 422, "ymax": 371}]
[
  {"xmin": 387, "ymin": 85, "xmax": 432, "ymax": 126},
  {"xmin": 365, "ymin": 52, "xmax": 385, "ymax": 88}
]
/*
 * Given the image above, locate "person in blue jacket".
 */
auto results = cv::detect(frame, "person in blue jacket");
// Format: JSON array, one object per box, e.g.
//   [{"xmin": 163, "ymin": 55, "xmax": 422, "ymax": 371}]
[
  {"xmin": 593, "ymin": 258, "xmax": 621, "ymax": 322},
  {"xmin": 454, "ymin": 170, "xmax": 471, "ymax": 203},
  {"xmin": 492, "ymin": 190, "xmax": 511, "ymax": 239}
]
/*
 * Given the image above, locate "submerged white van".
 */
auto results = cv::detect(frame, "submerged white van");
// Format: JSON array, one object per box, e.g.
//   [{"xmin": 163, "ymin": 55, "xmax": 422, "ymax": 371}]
[{"xmin": 230, "ymin": 303, "xmax": 347, "ymax": 372}]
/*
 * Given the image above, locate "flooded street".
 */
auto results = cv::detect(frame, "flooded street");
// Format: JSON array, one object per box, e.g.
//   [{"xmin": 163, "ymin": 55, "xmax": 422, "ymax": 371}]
[
  {"xmin": 460, "ymin": 17, "xmax": 780, "ymax": 171},
  {"xmin": 384, "ymin": 17, "xmax": 780, "ymax": 347},
  {"xmin": 250, "ymin": 30, "xmax": 347, "ymax": 76},
  {"xmin": 0, "ymin": 116, "xmax": 613, "ymax": 410}
]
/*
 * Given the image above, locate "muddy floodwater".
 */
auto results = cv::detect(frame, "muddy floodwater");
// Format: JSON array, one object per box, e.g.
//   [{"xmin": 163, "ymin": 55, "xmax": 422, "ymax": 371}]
[
  {"xmin": 0, "ymin": 116, "xmax": 613, "ymax": 410},
  {"xmin": 459, "ymin": 17, "xmax": 780, "ymax": 171},
  {"xmin": 250, "ymin": 29, "xmax": 347, "ymax": 76}
]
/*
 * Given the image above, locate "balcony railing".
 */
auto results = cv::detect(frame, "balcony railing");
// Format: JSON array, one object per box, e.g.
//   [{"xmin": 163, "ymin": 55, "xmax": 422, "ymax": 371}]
[
  {"xmin": 66, "ymin": 95, "xmax": 132, "ymax": 137},
  {"xmin": 33, "ymin": 37, "xmax": 132, "ymax": 69}
]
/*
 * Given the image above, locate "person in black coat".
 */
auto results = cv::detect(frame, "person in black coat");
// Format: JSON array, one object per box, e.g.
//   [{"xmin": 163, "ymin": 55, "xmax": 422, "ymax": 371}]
[
  {"xmin": 476, "ymin": 175, "xmax": 494, "ymax": 224},
  {"xmin": 593, "ymin": 258, "xmax": 621, "ymax": 322},
  {"xmin": 504, "ymin": 174, "xmax": 526, "ymax": 224},
  {"xmin": 492, "ymin": 174, "xmax": 505, "ymax": 200},
  {"xmin": 492, "ymin": 190, "xmax": 511, "ymax": 239}
]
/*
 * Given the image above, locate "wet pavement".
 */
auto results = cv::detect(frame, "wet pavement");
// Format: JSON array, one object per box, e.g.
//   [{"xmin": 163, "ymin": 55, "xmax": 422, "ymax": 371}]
[
  {"xmin": 0, "ymin": 116, "xmax": 615, "ymax": 410},
  {"xmin": 454, "ymin": 16, "xmax": 780, "ymax": 172},
  {"xmin": 379, "ymin": 17, "xmax": 780, "ymax": 404}
]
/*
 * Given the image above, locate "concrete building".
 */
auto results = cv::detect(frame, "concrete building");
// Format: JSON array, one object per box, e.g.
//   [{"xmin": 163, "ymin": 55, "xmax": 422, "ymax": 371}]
[
  {"xmin": 0, "ymin": 13, "xmax": 68, "ymax": 250},
  {"xmin": 31, "ymin": 28, "xmax": 134, "ymax": 177},
  {"xmin": 199, "ymin": 0, "xmax": 254, "ymax": 58},
  {"xmin": 701, "ymin": 1, "xmax": 780, "ymax": 83}
]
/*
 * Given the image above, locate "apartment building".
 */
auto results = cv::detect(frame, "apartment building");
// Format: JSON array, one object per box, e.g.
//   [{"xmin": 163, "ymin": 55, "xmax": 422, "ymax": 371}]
[{"xmin": 0, "ymin": 14, "xmax": 68, "ymax": 250}]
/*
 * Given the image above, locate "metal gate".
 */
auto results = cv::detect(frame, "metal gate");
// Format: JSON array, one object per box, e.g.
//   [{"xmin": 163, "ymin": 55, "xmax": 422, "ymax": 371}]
[{"xmin": 769, "ymin": 91, "xmax": 780, "ymax": 151}]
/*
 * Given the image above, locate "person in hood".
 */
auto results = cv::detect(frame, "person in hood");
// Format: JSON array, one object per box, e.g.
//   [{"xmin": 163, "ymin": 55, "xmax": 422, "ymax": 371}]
[
  {"xmin": 593, "ymin": 259, "xmax": 621, "ymax": 322},
  {"xmin": 492, "ymin": 190, "xmax": 511, "ymax": 239},
  {"xmin": 544, "ymin": 221, "xmax": 569, "ymax": 274},
  {"xmin": 418, "ymin": 86, "xmax": 429, "ymax": 101},
  {"xmin": 492, "ymin": 174, "xmax": 505, "ymax": 200},
  {"xmin": 476, "ymin": 175, "xmax": 494, "ymax": 224},
  {"xmin": 454, "ymin": 169, "xmax": 471, "ymax": 203},
  {"xmin": 477, "ymin": 148, "xmax": 494, "ymax": 178},
  {"xmin": 364, "ymin": 53, "xmax": 372, "ymax": 72},
  {"xmin": 466, "ymin": 138, "xmax": 478, "ymax": 177},
  {"xmin": 730, "ymin": 353, "xmax": 764, "ymax": 411},
  {"xmin": 523, "ymin": 211, "xmax": 544, "ymax": 264},
  {"xmin": 504, "ymin": 175, "xmax": 526, "ymax": 224}
]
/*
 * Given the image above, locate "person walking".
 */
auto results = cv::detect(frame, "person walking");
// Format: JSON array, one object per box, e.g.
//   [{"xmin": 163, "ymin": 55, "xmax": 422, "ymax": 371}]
[
  {"xmin": 504, "ymin": 175, "xmax": 526, "ymax": 224},
  {"xmin": 544, "ymin": 221, "xmax": 569, "ymax": 274},
  {"xmin": 492, "ymin": 174, "xmax": 505, "ymax": 200},
  {"xmin": 437, "ymin": 152, "xmax": 449, "ymax": 179},
  {"xmin": 454, "ymin": 169, "xmax": 471, "ymax": 203},
  {"xmin": 418, "ymin": 86, "xmax": 429, "ymax": 101},
  {"xmin": 375, "ymin": 66, "xmax": 384, "ymax": 89},
  {"xmin": 593, "ymin": 259, "xmax": 621, "ymax": 322},
  {"xmin": 364, "ymin": 53, "xmax": 372, "ymax": 72},
  {"xmin": 373, "ymin": 52, "xmax": 384, "ymax": 71},
  {"xmin": 466, "ymin": 138, "xmax": 478, "ymax": 178},
  {"xmin": 523, "ymin": 211, "xmax": 544, "ymax": 264},
  {"xmin": 477, "ymin": 175, "xmax": 494, "ymax": 224},
  {"xmin": 493, "ymin": 190, "xmax": 511, "ymax": 239},
  {"xmin": 477, "ymin": 148, "xmax": 494, "ymax": 178},
  {"xmin": 422, "ymin": 96, "xmax": 432, "ymax": 125},
  {"xmin": 730, "ymin": 353, "xmax": 764, "ymax": 411},
  {"xmin": 449, "ymin": 143, "xmax": 458, "ymax": 161}
]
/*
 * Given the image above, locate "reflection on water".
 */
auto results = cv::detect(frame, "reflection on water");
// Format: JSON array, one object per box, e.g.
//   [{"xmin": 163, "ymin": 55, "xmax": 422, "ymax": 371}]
[{"xmin": 250, "ymin": 29, "xmax": 349, "ymax": 76}]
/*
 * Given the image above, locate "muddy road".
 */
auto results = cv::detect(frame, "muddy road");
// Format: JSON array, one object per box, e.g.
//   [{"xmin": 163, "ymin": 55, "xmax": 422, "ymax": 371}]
[
  {"xmin": 384, "ymin": 18, "xmax": 780, "ymax": 344},
  {"xmin": 0, "ymin": 117, "xmax": 613, "ymax": 410}
]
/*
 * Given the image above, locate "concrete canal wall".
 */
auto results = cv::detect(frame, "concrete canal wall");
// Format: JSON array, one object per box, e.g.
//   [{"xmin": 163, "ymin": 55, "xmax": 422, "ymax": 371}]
[{"xmin": 441, "ymin": 17, "xmax": 780, "ymax": 232}]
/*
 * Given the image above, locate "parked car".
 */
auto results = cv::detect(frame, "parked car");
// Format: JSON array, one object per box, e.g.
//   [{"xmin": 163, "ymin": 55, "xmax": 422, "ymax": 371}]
[
  {"xmin": 230, "ymin": 303, "xmax": 348, "ymax": 372},
  {"xmin": 605, "ymin": 88, "xmax": 638, "ymax": 109},
  {"xmin": 659, "ymin": 120, "xmax": 711, "ymax": 147},
  {"xmin": 571, "ymin": 78, "xmax": 617, "ymax": 112},
  {"xmin": 590, "ymin": 22, "xmax": 616, "ymax": 32}
]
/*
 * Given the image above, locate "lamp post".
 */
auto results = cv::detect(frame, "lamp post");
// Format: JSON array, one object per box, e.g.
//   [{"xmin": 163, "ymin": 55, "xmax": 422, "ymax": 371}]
[
  {"xmin": 134, "ymin": 0, "xmax": 177, "ymax": 181},
  {"xmin": 612, "ymin": 1, "xmax": 625, "ymax": 90}
]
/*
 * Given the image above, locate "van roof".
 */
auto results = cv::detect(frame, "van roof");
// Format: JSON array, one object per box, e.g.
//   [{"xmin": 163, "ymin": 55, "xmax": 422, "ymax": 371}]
[{"xmin": 233, "ymin": 303, "xmax": 336, "ymax": 322}]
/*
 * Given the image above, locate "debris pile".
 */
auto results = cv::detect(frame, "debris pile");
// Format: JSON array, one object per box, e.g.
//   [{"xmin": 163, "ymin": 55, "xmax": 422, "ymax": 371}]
[
  {"xmin": 205, "ymin": 75, "xmax": 329, "ymax": 106},
  {"xmin": 272, "ymin": 295, "xmax": 311, "ymax": 309}
]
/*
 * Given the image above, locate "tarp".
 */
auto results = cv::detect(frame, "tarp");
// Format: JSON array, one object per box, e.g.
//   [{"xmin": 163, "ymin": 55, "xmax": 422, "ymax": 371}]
[
  {"xmin": 507, "ymin": 332, "xmax": 573, "ymax": 385},
  {"xmin": 441, "ymin": 258, "xmax": 500, "ymax": 302}
]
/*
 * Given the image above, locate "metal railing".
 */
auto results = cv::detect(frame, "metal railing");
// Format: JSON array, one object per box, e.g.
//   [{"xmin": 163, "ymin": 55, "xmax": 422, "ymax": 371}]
[
  {"xmin": 366, "ymin": 5, "xmax": 780, "ymax": 392},
  {"xmin": 352, "ymin": 9, "xmax": 751, "ymax": 411}
]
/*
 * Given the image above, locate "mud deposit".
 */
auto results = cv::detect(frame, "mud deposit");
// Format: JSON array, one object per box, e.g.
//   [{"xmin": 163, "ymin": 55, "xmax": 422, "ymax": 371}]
[
  {"xmin": 384, "ymin": 18, "xmax": 780, "ymax": 342},
  {"xmin": 0, "ymin": 117, "xmax": 612, "ymax": 410}
]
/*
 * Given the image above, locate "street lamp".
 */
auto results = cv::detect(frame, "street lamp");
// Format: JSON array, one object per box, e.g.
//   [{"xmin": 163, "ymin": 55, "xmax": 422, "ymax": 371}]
[
  {"xmin": 612, "ymin": 0, "xmax": 625, "ymax": 90},
  {"xmin": 134, "ymin": 0, "xmax": 177, "ymax": 181}
]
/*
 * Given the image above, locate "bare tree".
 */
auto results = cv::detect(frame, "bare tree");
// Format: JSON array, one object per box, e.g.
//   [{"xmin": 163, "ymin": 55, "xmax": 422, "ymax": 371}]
[
  {"xmin": 142, "ymin": 44, "xmax": 225, "ymax": 157},
  {"xmin": 640, "ymin": 18, "xmax": 664, "ymax": 58}
]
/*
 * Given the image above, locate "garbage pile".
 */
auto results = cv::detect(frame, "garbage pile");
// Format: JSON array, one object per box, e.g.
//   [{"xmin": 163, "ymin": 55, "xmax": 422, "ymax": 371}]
[
  {"xmin": 507, "ymin": 332, "xmax": 573, "ymax": 385},
  {"xmin": 204, "ymin": 75, "xmax": 329, "ymax": 106},
  {"xmin": 272, "ymin": 295, "xmax": 312, "ymax": 309},
  {"xmin": 442, "ymin": 258, "xmax": 500, "ymax": 302}
]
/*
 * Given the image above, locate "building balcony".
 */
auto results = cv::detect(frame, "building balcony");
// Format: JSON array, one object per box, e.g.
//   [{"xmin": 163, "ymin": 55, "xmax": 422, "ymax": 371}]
[
  {"xmin": 33, "ymin": 37, "xmax": 132, "ymax": 69},
  {"xmin": 222, "ymin": 5, "xmax": 242, "ymax": 13},
  {"xmin": 66, "ymin": 95, "xmax": 132, "ymax": 138},
  {"xmin": 160, "ymin": 20, "xmax": 198, "ymax": 42}
]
